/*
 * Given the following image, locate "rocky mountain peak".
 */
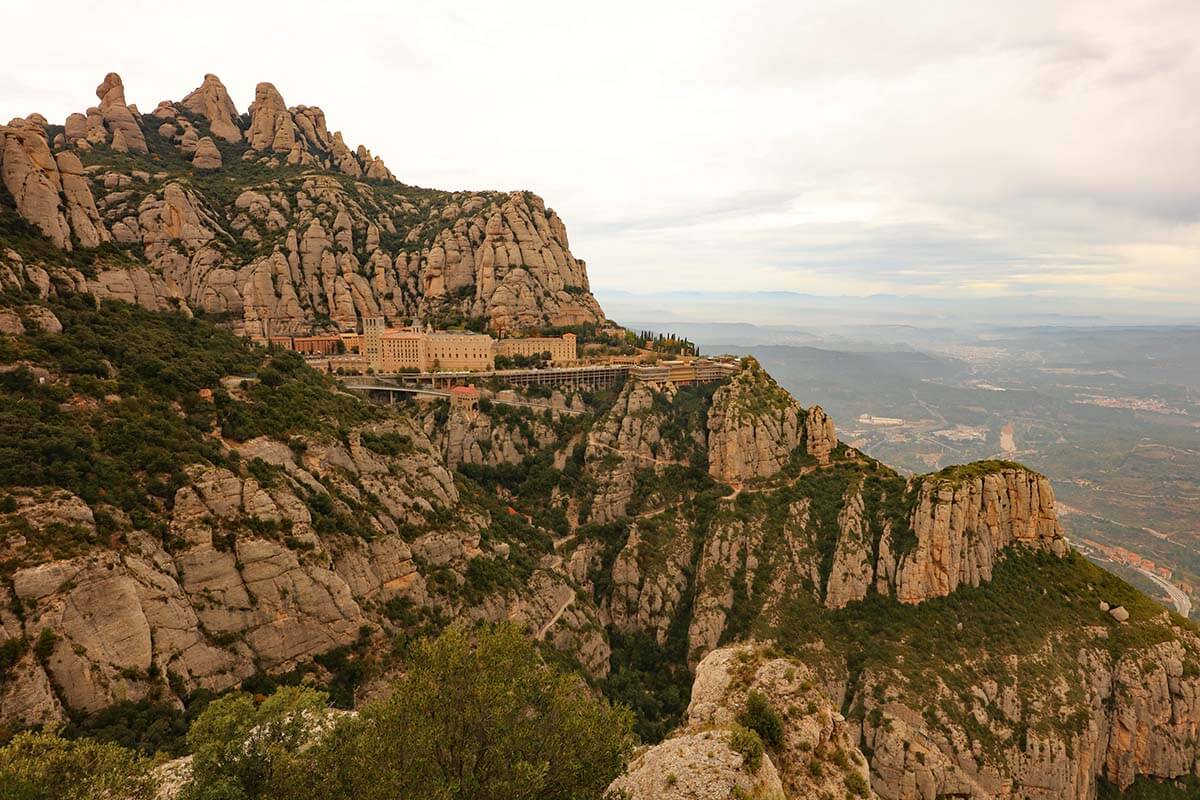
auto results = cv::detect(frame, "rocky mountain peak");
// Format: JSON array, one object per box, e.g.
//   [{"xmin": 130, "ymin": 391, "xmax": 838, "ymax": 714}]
[
  {"xmin": 707, "ymin": 358, "xmax": 838, "ymax": 484},
  {"xmin": 0, "ymin": 71, "xmax": 609, "ymax": 334},
  {"xmin": 94, "ymin": 71, "xmax": 147, "ymax": 155},
  {"xmin": 180, "ymin": 73, "xmax": 242, "ymax": 143},
  {"xmin": 246, "ymin": 81, "xmax": 295, "ymax": 153}
]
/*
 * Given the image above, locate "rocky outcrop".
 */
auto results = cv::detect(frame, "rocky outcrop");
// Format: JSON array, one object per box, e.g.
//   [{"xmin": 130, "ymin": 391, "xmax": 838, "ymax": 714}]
[
  {"xmin": 191, "ymin": 137, "xmax": 222, "ymax": 170},
  {"xmin": 894, "ymin": 467, "xmax": 1066, "ymax": 604},
  {"xmin": 180, "ymin": 74, "xmax": 242, "ymax": 143},
  {"xmin": 95, "ymin": 73, "xmax": 148, "ymax": 155},
  {"xmin": 707, "ymin": 359, "xmax": 837, "ymax": 485},
  {"xmin": 610, "ymin": 642, "xmax": 871, "ymax": 800},
  {"xmin": 609, "ymin": 728, "xmax": 785, "ymax": 800},
  {"xmin": 0, "ymin": 120, "xmax": 110, "ymax": 251},
  {"xmin": 246, "ymin": 82, "xmax": 297, "ymax": 155},
  {"xmin": 2, "ymin": 72, "xmax": 607, "ymax": 335},
  {"xmin": 804, "ymin": 405, "xmax": 837, "ymax": 466},
  {"xmin": 431, "ymin": 400, "xmax": 557, "ymax": 469}
]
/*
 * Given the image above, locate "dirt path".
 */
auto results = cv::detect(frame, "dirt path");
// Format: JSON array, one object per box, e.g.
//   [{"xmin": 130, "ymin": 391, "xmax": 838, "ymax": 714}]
[
  {"xmin": 585, "ymin": 435, "xmax": 685, "ymax": 467},
  {"xmin": 537, "ymin": 594, "xmax": 575, "ymax": 639}
]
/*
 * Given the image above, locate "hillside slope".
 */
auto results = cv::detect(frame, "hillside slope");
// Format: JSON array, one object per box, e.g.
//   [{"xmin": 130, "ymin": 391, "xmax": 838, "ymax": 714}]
[{"xmin": 1, "ymin": 287, "xmax": 1197, "ymax": 798}]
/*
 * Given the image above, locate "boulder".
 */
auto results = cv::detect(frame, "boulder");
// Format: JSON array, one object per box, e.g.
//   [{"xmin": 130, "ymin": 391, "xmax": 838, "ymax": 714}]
[{"xmin": 191, "ymin": 137, "xmax": 222, "ymax": 170}]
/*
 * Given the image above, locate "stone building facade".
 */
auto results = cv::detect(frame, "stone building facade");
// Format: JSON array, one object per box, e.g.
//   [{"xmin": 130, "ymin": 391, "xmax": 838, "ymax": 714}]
[{"xmin": 494, "ymin": 333, "xmax": 577, "ymax": 364}]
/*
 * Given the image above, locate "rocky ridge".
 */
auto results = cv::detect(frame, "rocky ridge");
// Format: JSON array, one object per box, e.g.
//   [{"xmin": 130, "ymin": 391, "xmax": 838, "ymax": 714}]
[{"xmin": 1, "ymin": 72, "xmax": 606, "ymax": 335}]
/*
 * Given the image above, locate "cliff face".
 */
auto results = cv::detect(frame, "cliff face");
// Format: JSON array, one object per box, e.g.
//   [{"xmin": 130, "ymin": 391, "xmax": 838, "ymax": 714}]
[
  {"xmin": 611, "ymin": 642, "xmax": 873, "ymax": 800},
  {"xmin": 894, "ymin": 466, "xmax": 1068, "ymax": 604},
  {"xmin": 857, "ymin": 616, "xmax": 1200, "ymax": 800},
  {"xmin": 0, "ymin": 419, "xmax": 608, "ymax": 725},
  {"xmin": 0, "ymin": 72, "xmax": 606, "ymax": 334},
  {"xmin": 706, "ymin": 357, "xmax": 838, "ymax": 485}
]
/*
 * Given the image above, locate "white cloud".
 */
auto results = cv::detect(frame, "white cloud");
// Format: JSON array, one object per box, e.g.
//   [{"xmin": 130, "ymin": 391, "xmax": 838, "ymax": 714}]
[{"xmin": 1, "ymin": 0, "xmax": 1197, "ymax": 309}]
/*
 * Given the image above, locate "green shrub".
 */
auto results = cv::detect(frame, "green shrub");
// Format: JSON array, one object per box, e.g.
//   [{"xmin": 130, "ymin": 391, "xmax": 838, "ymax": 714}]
[
  {"xmin": 844, "ymin": 770, "xmax": 870, "ymax": 797},
  {"xmin": 0, "ymin": 731, "xmax": 153, "ymax": 799},
  {"xmin": 738, "ymin": 690, "xmax": 784, "ymax": 749},
  {"xmin": 182, "ymin": 686, "xmax": 330, "ymax": 800},
  {"xmin": 728, "ymin": 724, "xmax": 764, "ymax": 772},
  {"xmin": 269, "ymin": 624, "xmax": 635, "ymax": 800},
  {"xmin": 33, "ymin": 628, "xmax": 57, "ymax": 661}
]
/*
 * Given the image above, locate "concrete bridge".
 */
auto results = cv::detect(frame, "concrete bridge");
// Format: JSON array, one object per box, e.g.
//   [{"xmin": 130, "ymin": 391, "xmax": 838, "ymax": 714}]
[
  {"xmin": 340, "ymin": 379, "xmax": 449, "ymax": 401},
  {"xmin": 340, "ymin": 377, "xmax": 588, "ymax": 415},
  {"xmin": 357, "ymin": 363, "xmax": 630, "ymax": 390}
]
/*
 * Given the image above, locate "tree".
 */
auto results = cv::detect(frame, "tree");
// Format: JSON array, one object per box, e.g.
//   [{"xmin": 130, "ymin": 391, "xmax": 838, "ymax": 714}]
[
  {"xmin": 0, "ymin": 731, "xmax": 154, "ymax": 800},
  {"xmin": 274, "ymin": 624, "xmax": 634, "ymax": 800},
  {"xmin": 182, "ymin": 686, "xmax": 330, "ymax": 800}
]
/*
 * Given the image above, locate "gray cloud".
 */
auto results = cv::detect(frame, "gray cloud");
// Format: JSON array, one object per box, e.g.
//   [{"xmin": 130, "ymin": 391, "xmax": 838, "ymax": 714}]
[{"xmin": 1, "ymin": 0, "xmax": 1196, "ymax": 311}]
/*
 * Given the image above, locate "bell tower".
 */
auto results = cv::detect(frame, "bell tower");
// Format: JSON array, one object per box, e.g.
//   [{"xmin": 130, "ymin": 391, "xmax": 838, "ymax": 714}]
[{"xmin": 363, "ymin": 316, "xmax": 385, "ymax": 372}]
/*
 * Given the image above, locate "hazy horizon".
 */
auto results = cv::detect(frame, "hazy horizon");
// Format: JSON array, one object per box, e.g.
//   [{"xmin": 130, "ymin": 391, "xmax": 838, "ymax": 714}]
[{"xmin": 595, "ymin": 288, "xmax": 1200, "ymax": 329}]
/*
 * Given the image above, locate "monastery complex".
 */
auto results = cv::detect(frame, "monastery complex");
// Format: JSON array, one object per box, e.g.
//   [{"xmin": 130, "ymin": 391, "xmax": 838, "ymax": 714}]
[{"xmin": 268, "ymin": 316, "xmax": 576, "ymax": 374}]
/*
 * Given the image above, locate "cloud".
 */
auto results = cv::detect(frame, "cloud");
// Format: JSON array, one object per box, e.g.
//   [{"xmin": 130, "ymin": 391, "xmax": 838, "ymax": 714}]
[{"xmin": 0, "ymin": 0, "xmax": 1196, "ymax": 312}]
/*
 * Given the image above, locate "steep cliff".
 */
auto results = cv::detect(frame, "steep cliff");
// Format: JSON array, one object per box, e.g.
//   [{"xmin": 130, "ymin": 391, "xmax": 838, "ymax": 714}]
[
  {"xmin": 1, "ymin": 72, "xmax": 606, "ymax": 335},
  {"xmin": 706, "ymin": 356, "xmax": 838, "ymax": 485}
]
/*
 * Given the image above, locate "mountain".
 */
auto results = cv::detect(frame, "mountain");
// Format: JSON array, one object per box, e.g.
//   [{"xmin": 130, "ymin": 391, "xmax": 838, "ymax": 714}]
[
  {"xmin": 3, "ymin": 75, "xmax": 1200, "ymax": 800},
  {"xmin": 0, "ymin": 72, "xmax": 605, "ymax": 337}
]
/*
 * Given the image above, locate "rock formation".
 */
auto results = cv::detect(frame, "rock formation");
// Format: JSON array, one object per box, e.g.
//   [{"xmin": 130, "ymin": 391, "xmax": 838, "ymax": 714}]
[
  {"xmin": 609, "ymin": 728, "xmax": 786, "ymax": 800},
  {"xmin": 612, "ymin": 642, "xmax": 873, "ymax": 800},
  {"xmin": 95, "ymin": 73, "xmax": 148, "ymax": 155},
  {"xmin": 191, "ymin": 137, "xmax": 222, "ymax": 170},
  {"xmin": 894, "ymin": 466, "xmax": 1067, "ymax": 604},
  {"xmin": 180, "ymin": 74, "xmax": 243, "ymax": 143},
  {"xmin": 0, "ymin": 119, "xmax": 109, "ymax": 250},
  {"xmin": 707, "ymin": 357, "xmax": 838, "ymax": 485},
  {"xmin": 0, "ymin": 72, "xmax": 606, "ymax": 334}
]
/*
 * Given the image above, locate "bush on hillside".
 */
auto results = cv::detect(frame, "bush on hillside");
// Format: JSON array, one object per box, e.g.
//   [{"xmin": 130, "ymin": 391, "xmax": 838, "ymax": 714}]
[
  {"xmin": 0, "ymin": 731, "xmax": 154, "ymax": 800},
  {"xmin": 270, "ymin": 624, "xmax": 634, "ymax": 800}
]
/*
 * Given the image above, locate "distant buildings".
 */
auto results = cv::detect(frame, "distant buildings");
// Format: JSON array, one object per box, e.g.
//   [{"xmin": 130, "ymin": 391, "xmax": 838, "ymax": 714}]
[
  {"xmin": 631, "ymin": 357, "xmax": 738, "ymax": 386},
  {"xmin": 272, "ymin": 317, "xmax": 578, "ymax": 374},
  {"xmin": 857, "ymin": 414, "xmax": 905, "ymax": 426}
]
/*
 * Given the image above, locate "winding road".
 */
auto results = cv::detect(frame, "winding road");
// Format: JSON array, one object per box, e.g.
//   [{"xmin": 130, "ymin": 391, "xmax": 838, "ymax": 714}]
[{"xmin": 1132, "ymin": 566, "xmax": 1193, "ymax": 617}]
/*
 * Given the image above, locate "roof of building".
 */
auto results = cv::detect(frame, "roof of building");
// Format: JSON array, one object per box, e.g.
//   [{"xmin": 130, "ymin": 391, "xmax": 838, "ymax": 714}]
[{"xmin": 449, "ymin": 385, "xmax": 481, "ymax": 397}]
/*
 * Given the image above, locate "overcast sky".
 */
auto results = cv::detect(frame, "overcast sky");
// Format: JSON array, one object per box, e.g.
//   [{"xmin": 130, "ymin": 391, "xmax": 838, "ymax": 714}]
[{"xmin": 3, "ymin": 1, "xmax": 1197, "ymax": 310}]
